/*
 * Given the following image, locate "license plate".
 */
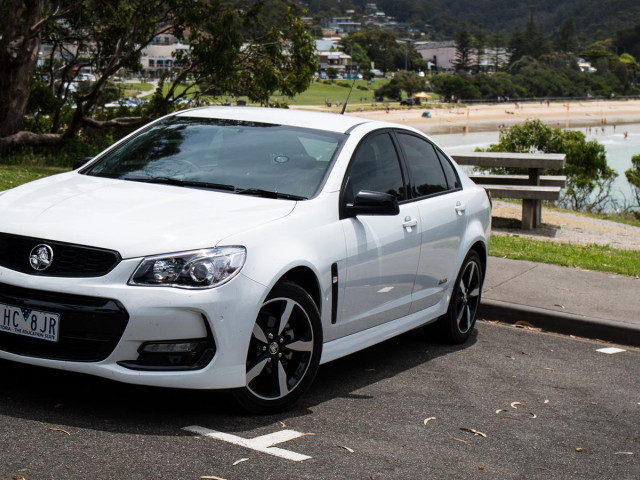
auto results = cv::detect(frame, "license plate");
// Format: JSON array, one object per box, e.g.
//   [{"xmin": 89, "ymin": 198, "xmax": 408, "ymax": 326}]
[{"xmin": 0, "ymin": 302, "xmax": 60, "ymax": 342}]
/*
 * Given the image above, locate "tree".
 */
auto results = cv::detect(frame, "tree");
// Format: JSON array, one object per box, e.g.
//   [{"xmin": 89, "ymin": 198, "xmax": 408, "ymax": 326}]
[
  {"xmin": 393, "ymin": 70, "xmax": 425, "ymax": 97},
  {"xmin": 481, "ymin": 119, "xmax": 617, "ymax": 212},
  {"xmin": 625, "ymin": 154, "xmax": 640, "ymax": 215},
  {"xmin": 0, "ymin": 0, "xmax": 317, "ymax": 153},
  {"xmin": 554, "ymin": 16, "xmax": 579, "ymax": 53},
  {"xmin": 374, "ymin": 79, "xmax": 402, "ymax": 101},
  {"xmin": 508, "ymin": 11, "xmax": 552, "ymax": 65},
  {"xmin": 474, "ymin": 32, "xmax": 487, "ymax": 73},
  {"xmin": 346, "ymin": 27, "xmax": 422, "ymax": 72},
  {"xmin": 454, "ymin": 23, "xmax": 473, "ymax": 72}
]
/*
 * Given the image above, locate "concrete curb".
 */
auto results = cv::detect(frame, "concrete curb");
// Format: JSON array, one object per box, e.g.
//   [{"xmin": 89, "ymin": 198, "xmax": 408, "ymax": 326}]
[{"xmin": 478, "ymin": 299, "xmax": 640, "ymax": 348}]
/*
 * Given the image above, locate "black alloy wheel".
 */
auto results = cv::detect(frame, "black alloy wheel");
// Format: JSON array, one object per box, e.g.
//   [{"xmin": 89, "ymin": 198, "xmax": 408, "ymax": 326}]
[
  {"xmin": 233, "ymin": 281, "xmax": 322, "ymax": 414},
  {"xmin": 436, "ymin": 250, "xmax": 483, "ymax": 344}
]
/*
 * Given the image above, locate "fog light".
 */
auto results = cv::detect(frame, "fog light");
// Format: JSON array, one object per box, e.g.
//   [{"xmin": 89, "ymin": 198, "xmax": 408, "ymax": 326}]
[{"xmin": 140, "ymin": 341, "xmax": 202, "ymax": 354}]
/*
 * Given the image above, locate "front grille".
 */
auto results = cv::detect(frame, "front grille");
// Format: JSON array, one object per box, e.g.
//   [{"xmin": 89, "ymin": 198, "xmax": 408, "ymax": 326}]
[
  {"xmin": 0, "ymin": 233, "xmax": 121, "ymax": 277},
  {"xmin": 0, "ymin": 283, "xmax": 129, "ymax": 361}
]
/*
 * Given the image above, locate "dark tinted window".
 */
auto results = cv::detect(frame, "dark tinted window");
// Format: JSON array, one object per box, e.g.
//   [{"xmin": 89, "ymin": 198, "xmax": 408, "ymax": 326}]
[
  {"xmin": 346, "ymin": 133, "xmax": 405, "ymax": 201},
  {"xmin": 437, "ymin": 149, "xmax": 461, "ymax": 190},
  {"xmin": 83, "ymin": 118, "xmax": 345, "ymax": 199},
  {"xmin": 396, "ymin": 133, "xmax": 448, "ymax": 198}
]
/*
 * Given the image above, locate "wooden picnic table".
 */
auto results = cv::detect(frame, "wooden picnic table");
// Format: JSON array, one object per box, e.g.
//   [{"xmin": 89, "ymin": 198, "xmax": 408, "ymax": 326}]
[{"xmin": 451, "ymin": 152, "xmax": 567, "ymax": 230}]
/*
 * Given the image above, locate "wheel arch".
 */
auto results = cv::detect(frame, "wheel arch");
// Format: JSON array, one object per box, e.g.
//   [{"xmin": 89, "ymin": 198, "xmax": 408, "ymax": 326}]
[
  {"xmin": 278, "ymin": 266, "xmax": 322, "ymax": 315},
  {"xmin": 470, "ymin": 240, "xmax": 488, "ymax": 283}
]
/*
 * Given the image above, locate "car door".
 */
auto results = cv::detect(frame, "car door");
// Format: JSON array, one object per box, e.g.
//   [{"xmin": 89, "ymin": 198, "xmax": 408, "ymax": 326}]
[
  {"xmin": 393, "ymin": 132, "xmax": 467, "ymax": 314},
  {"xmin": 338, "ymin": 131, "xmax": 421, "ymax": 336}
]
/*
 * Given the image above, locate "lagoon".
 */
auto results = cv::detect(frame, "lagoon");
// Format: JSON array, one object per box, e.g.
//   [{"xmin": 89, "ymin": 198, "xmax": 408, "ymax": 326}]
[{"xmin": 431, "ymin": 124, "xmax": 640, "ymax": 209}]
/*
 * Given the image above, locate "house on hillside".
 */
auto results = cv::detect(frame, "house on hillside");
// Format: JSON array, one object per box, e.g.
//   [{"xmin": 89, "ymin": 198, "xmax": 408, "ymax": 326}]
[
  {"xmin": 140, "ymin": 35, "xmax": 189, "ymax": 78},
  {"xmin": 415, "ymin": 41, "xmax": 456, "ymax": 72}
]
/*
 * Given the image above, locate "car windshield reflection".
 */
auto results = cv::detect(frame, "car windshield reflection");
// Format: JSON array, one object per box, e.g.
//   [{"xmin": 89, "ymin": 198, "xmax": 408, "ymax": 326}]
[{"xmin": 83, "ymin": 118, "xmax": 346, "ymax": 199}]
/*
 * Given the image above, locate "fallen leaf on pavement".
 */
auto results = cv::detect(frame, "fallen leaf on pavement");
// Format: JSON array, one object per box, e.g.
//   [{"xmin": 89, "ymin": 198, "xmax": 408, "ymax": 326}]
[
  {"xmin": 529, "ymin": 413, "xmax": 538, "ymax": 419},
  {"xmin": 452, "ymin": 437, "xmax": 472, "ymax": 444},
  {"xmin": 614, "ymin": 452, "xmax": 634, "ymax": 455},
  {"xmin": 478, "ymin": 465, "xmax": 485, "ymax": 470},
  {"xmin": 511, "ymin": 402, "xmax": 523, "ymax": 409},
  {"xmin": 424, "ymin": 417, "xmax": 436, "ymax": 425},
  {"xmin": 514, "ymin": 320, "xmax": 535, "ymax": 328},
  {"xmin": 200, "ymin": 476, "xmax": 226, "ymax": 480},
  {"xmin": 461, "ymin": 428, "xmax": 487, "ymax": 438},
  {"xmin": 41, "ymin": 424, "xmax": 71, "ymax": 436},
  {"xmin": 232, "ymin": 458, "xmax": 249, "ymax": 466},
  {"xmin": 576, "ymin": 447, "xmax": 584, "ymax": 452},
  {"xmin": 495, "ymin": 409, "xmax": 508, "ymax": 414},
  {"xmin": 12, "ymin": 475, "xmax": 26, "ymax": 480},
  {"xmin": 340, "ymin": 446, "xmax": 355, "ymax": 453},
  {"xmin": 544, "ymin": 400, "xmax": 550, "ymax": 404}
]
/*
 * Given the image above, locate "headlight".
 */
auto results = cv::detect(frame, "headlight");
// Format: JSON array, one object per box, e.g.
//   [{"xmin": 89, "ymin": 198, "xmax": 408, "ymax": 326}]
[{"xmin": 128, "ymin": 247, "xmax": 246, "ymax": 289}]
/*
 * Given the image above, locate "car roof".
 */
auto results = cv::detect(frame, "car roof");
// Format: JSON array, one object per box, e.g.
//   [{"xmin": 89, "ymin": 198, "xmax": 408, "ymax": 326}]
[{"xmin": 175, "ymin": 106, "xmax": 375, "ymax": 134}]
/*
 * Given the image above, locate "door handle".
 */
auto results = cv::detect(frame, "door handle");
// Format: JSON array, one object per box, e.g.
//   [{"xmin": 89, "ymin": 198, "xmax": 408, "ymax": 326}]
[
  {"xmin": 455, "ymin": 201, "xmax": 466, "ymax": 216},
  {"xmin": 402, "ymin": 216, "xmax": 418, "ymax": 232}
]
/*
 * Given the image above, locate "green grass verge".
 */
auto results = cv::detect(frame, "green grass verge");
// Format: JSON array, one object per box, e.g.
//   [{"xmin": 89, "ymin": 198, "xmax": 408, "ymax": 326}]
[
  {"xmin": 490, "ymin": 234, "xmax": 640, "ymax": 277},
  {"xmin": 0, "ymin": 165, "xmax": 70, "ymax": 191}
]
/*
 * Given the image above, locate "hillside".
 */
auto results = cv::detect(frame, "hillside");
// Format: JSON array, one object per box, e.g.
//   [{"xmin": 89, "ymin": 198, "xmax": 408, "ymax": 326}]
[{"xmin": 306, "ymin": 0, "xmax": 640, "ymax": 40}]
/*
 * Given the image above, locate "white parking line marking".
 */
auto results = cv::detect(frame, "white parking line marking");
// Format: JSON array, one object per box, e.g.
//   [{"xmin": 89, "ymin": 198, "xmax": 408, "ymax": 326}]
[
  {"xmin": 377, "ymin": 286, "xmax": 394, "ymax": 293},
  {"xmin": 596, "ymin": 347, "xmax": 626, "ymax": 354},
  {"xmin": 183, "ymin": 425, "xmax": 312, "ymax": 462}
]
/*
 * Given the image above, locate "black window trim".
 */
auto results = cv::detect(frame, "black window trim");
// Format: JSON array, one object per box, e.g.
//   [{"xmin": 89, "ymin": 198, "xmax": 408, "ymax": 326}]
[
  {"xmin": 390, "ymin": 129, "xmax": 463, "ymax": 203},
  {"xmin": 339, "ymin": 129, "xmax": 409, "ymax": 220}
]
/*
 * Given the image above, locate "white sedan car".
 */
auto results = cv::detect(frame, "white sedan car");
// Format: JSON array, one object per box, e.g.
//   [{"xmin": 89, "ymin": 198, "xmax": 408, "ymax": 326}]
[{"xmin": 0, "ymin": 107, "xmax": 491, "ymax": 413}]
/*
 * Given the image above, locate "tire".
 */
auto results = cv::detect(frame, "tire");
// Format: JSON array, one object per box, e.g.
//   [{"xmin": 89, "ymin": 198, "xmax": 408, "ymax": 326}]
[
  {"xmin": 232, "ymin": 281, "xmax": 322, "ymax": 414},
  {"xmin": 434, "ymin": 250, "xmax": 483, "ymax": 344}
]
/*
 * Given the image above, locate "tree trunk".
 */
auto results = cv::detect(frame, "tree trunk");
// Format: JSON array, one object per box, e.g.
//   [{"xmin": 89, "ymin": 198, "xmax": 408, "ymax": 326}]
[{"xmin": 0, "ymin": 0, "xmax": 43, "ymax": 138}]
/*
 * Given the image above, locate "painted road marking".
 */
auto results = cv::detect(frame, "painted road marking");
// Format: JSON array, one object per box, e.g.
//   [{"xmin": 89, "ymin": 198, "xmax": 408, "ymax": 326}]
[
  {"xmin": 596, "ymin": 347, "xmax": 626, "ymax": 355},
  {"xmin": 183, "ymin": 426, "xmax": 312, "ymax": 461}
]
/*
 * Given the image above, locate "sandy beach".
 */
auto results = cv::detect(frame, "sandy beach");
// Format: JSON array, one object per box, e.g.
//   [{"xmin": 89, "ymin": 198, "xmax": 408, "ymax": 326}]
[{"xmin": 316, "ymin": 99, "xmax": 640, "ymax": 135}]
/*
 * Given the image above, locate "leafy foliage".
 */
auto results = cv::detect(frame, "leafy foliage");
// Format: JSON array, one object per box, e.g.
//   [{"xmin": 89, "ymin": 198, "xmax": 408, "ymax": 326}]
[
  {"xmin": 0, "ymin": 0, "xmax": 317, "ymax": 153},
  {"xmin": 481, "ymin": 119, "xmax": 618, "ymax": 212},
  {"xmin": 625, "ymin": 154, "xmax": 640, "ymax": 215}
]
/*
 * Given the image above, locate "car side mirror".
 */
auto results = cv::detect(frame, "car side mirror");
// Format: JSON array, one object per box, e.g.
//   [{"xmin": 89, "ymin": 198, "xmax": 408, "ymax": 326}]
[
  {"xmin": 73, "ymin": 157, "xmax": 93, "ymax": 170},
  {"xmin": 345, "ymin": 190, "xmax": 400, "ymax": 217}
]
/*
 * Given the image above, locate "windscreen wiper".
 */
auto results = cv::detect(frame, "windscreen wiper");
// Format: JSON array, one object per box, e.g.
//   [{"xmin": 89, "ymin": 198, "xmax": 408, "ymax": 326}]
[
  {"xmin": 235, "ymin": 188, "xmax": 307, "ymax": 200},
  {"xmin": 125, "ymin": 176, "xmax": 236, "ymax": 192}
]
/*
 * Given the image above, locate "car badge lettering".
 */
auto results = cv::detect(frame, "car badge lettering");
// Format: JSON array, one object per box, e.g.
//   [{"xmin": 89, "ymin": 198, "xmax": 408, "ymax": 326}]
[{"xmin": 29, "ymin": 244, "xmax": 54, "ymax": 272}]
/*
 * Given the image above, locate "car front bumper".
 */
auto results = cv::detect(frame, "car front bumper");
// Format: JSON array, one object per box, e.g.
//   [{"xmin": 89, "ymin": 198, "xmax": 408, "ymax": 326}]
[{"xmin": 0, "ymin": 259, "xmax": 266, "ymax": 389}]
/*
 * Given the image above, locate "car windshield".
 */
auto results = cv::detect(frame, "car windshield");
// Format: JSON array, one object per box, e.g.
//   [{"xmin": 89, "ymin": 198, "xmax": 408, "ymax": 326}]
[{"xmin": 83, "ymin": 117, "xmax": 346, "ymax": 199}]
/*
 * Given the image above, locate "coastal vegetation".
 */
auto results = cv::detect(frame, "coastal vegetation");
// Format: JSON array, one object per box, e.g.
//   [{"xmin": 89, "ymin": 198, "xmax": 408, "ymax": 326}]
[{"xmin": 479, "ymin": 120, "xmax": 618, "ymax": 213}]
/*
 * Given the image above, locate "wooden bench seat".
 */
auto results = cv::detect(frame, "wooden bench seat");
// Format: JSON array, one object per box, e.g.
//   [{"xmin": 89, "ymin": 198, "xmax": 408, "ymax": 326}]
[
  {"xmin": 482, "ymin": 184, "xmax": 562, "ymax": 200},
  {"xmin": 469, "ymin": 174, "xmax": 567, "ymax": 188},
  {"xmin": 479, "ymin": 185, "xmax": 561, "ymax": 230}
]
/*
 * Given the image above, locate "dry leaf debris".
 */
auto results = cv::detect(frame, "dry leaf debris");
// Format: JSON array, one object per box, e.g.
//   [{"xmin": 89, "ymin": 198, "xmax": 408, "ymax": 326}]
[
  {"xmin": 460, "ymin": 428, "xmax": 487, "ymax": 438},
  {"xmin": 424, "ymin": 417, "xmax": 437, "ymax": 425},
  {"xmin": 232, "ymin": 458, "xmax": 249, "ymax": 466},
  {"xmin": 41, "ymin": 424, "xmax": 71, "ymax": 436},
  {"xmin": 200, "ymin": 476, "xmax": 226, "ymax": 480},
  {"xmin": 339, "ymin": 446, "xmax": 355, "ymax": 453}
]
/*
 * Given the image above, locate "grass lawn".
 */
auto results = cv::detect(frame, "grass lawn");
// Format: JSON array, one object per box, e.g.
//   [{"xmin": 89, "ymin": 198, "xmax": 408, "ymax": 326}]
[
  {"xmin": 490, "ymin": 234, "xmax": 640, "ymax": 277},
  {"xmin": 0, "ymin": 165, "xmax": 70, "ymax": 191}
]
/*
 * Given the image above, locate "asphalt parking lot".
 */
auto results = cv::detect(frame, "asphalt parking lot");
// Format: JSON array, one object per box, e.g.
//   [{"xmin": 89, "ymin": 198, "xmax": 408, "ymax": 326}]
[{"xmin": 1, "ymin": 321, "xmax": 638, "ymax": 480}]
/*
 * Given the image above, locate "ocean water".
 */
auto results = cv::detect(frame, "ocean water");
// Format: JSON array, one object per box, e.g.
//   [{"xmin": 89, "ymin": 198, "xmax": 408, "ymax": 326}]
[{"xmin": 430, "ymin": 124, "xmax": 640, "ymax": 209}]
